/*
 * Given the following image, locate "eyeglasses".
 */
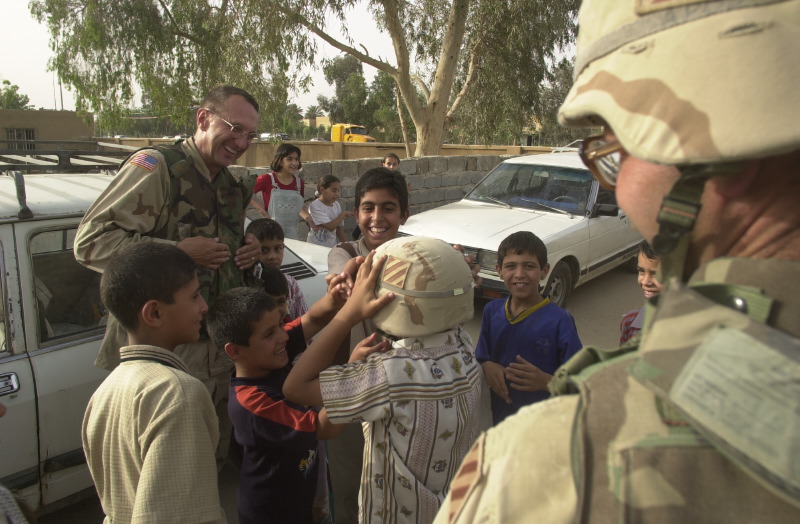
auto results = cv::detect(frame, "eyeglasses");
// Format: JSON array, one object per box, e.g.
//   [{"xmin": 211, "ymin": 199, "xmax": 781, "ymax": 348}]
[
  {"xmin": 204, "ymin": 109, "xmax": 259, "ymax": 142},
  {"xmin": 579, "ymin": 134, "xmax": 624, "ymax": 190}
]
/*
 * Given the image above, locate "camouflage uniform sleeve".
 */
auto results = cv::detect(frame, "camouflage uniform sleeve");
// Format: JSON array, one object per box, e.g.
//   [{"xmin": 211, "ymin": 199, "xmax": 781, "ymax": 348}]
[
  {"xmin": 74, "ymin": 149, "xmax": 173, "ymax": 273},
  {"xmin": 433, "ymin": 395, "xmax": 579, "ymax": 524}
]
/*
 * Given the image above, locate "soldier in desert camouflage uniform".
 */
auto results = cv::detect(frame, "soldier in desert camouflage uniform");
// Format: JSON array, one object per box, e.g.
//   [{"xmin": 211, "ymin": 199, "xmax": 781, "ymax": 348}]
[
  {"xmin": 75, "ymin": 84, "xmax": 262, "ymax": 464},
  {"xmin": 435, "ymin": 1, "xmax": 800, "ymax": 522}
]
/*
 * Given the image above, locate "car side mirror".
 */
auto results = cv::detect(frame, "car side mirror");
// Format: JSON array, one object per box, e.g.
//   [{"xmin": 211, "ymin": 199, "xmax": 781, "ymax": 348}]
[{"xmin": 592, "ymin": 203, "xmax": 619, "ymax": 217}]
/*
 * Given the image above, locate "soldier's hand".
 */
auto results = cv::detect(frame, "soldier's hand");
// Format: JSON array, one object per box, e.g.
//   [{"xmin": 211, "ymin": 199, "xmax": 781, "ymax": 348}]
[
  {"xmin": 177, "ymin": 236, "xmax": 231, "ymax": 270},
  {"xmin": 506, "ymin": 355, "xmax": 551, "ymax": 392},
  {"xmin": 234, "ymin": 233, "xmax": 261, "ymax": 270},
  {"xmin": 481, "ymin": 361, "xmax": 511, "ymax": 403}
]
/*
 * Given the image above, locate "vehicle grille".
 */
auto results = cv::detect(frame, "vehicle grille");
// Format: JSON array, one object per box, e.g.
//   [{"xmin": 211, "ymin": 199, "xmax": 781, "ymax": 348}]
[{"xmin": 281, "ymin": 261, "xmax": 316, "ymax": 281}]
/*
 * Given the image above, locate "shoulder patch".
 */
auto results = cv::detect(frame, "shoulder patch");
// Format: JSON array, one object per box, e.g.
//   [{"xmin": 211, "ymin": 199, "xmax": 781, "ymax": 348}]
[{"xmin": 129, "ymin": 152, "xmax": 159, "ymax": 172}]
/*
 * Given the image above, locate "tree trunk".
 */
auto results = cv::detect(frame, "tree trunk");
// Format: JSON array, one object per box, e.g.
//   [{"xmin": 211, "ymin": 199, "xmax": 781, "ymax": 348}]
[
  {"xmin": 412, "ymin": 107, "xmax": 448, "ymax": 157},
  {"xmin": 396, "ymin": 87, "xmax": 413, "ymax": 158}
]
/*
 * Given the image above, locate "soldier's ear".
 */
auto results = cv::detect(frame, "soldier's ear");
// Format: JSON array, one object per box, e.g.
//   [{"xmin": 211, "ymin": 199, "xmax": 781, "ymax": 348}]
[{"xmin": 197, "ymin": 107, "xmax": 212, "ymax": 131}]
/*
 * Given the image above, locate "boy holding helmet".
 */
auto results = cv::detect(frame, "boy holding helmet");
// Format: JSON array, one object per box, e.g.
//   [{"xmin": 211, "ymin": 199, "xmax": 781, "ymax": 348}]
[{"xmin": 285, "ymin": 237, "xmax": 483, "ymax": 524}]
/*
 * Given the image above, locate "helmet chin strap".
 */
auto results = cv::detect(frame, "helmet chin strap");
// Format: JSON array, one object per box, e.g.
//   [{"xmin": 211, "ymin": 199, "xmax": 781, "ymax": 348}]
[{"xmin": 652, "ymin": 163, "xmax": 744, "ymax": 282}]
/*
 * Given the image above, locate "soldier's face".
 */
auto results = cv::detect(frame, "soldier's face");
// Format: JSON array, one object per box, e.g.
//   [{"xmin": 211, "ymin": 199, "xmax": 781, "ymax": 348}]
[
  {"xmin": 607, "ymin": 128, "xmax": 681, "ymax": 243},
  {"xmin": 196, "ymin": 95, "xmax": 259, "ymax": 176}
]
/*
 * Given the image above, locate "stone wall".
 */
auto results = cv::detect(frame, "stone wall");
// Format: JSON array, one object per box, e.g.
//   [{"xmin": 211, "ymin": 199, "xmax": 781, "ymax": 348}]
[{"xmin": 236, "ymin": 153, "xmax": 531, "ymax": 240}]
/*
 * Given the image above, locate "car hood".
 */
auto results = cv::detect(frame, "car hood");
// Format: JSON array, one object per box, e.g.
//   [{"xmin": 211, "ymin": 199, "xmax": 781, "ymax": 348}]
[{"xmin": 400, "ymin": 200, "xmax": 585, "ymax": 251}]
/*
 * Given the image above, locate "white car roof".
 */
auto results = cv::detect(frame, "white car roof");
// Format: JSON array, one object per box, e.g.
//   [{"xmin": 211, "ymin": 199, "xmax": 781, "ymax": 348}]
[
  {"xmin": 0, "ymin": 173, "xmax": 114, "ymax": 222},
  {"xmin": 503, "ymin": 151, "xmax": 586, "ymax": 170}
]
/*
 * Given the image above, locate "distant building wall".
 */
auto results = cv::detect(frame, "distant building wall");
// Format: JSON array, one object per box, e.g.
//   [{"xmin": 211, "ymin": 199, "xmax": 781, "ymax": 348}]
[
  {"xmin": 1, "ymin": 110, "xmax": 94, "ymax": 148},
  {"xmin": 233, "ymin": 153, "xmax": 533, "ymax": 240}
]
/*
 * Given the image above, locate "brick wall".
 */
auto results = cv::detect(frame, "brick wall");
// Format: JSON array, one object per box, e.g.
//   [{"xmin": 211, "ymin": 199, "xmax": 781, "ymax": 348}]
[{"xmin": 236, "ymin": 154, "xmax": 522, "ymax": 240}]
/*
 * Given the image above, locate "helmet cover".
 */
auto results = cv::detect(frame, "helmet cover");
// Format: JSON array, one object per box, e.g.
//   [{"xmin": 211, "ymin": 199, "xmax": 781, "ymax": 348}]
[
  {"xmin": 372, "ymin": 236, "xmax": 474, "ymax": 338},
  {"xmin": 558, "ymin": 0, "xmax": 800, "ymax": 165}
]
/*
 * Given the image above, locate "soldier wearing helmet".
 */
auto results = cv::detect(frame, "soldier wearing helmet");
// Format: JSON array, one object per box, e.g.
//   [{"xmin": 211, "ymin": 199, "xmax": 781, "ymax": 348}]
[
  {"xmin": 285, "ymin": 237, "xmax": 484, "ymax": 523},
  {"xmin": 434, "ymin": 1, "xmax": 800, "ymax": 522}
]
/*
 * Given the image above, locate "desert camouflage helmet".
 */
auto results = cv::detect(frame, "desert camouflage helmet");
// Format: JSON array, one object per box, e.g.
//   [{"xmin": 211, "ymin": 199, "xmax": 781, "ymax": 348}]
[
  {"xmin": 559, "ymin": 0, "xmax": 800, "ymax": 165},
  {"xmin": 372, "ymin": 236, "xmax": 474, "ymax": 339}
]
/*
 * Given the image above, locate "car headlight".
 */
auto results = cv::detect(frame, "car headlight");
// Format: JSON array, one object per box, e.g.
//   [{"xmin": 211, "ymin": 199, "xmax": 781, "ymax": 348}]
[{"xmin": 477, "ymin": 250, "xmax": 498, "ymax": 269}]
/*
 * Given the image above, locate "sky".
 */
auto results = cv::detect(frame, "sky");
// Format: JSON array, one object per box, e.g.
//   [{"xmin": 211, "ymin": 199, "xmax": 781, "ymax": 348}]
[{"xmin": 1, "ymin": 1, "xmax": 394, "ymax": 113}]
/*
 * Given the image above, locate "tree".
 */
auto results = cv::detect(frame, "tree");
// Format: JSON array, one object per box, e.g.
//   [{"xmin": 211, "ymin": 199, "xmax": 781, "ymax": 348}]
[
  {"xmin": 533, "ymin": 58, "xmax": 595, "ymax": 147},
  {"xmin": 0, "ymin": 80, "xmax": 32, "ymax": 110},
  {"xmin": 32, "ymin": 0, "xmax": 578, "ymax": 155},
  {"xmin": 29, "ymin": 0, "xmax": 291, "ymax": 129},
  {"xmin": 304, "ymin": 104, "xmax": 323, "ymax": 127}
]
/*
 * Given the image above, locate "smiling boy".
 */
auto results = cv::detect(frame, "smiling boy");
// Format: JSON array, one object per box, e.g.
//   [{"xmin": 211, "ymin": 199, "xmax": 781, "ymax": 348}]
[
  {"xmin": 207, "ymin": 272, "xmax": 380, "ymax": 524},
  {"xmin": 619, "ymin": 240, "xmax": 664, "ymax": 344},
  {"xmin": 82, "ymin": 243, "xmax": 224, "ymax": 524},
  {"xmin": 324, "ymin": 166, "xmax": 410, "ymax": 523},
  {"xmin": 477, "ymin": 231, "xmax": 582, "ymax": 425}
]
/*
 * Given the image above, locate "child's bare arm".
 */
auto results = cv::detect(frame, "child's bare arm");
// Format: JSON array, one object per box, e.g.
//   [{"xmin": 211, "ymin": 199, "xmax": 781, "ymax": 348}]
[
  {"xmin": 316, "ymin": 408, "xmax": 344, "ymax": 440},
  {"xmin": 505, "ymin": 355, "xmax": 552, "ymax": 392},
  {"xmin": 300, "ymin": 272, "xmax": 349, "ymax": 340},
  {"xmin": 284, "ymin": 252, "xmax": 394, "ymax": 406},
  {"xmin": 482, "ymin": 361, "xmax": 512, "ymax": 404}
]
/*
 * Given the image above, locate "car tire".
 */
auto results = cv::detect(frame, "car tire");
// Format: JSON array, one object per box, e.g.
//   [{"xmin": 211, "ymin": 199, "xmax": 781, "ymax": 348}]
[{"xmin": 545, "ymin": 262, "xmax": 572, "ymax": 308}]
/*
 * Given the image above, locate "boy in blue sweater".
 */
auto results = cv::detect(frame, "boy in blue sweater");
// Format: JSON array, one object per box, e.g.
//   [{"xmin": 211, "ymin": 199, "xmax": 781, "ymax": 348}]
[{"xmin": 477, "ymin": 231, "xmax": 582, "ymax": 425}]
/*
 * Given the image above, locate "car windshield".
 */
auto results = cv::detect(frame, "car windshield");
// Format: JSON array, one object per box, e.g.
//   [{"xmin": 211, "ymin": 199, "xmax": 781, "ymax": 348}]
[{"xmin": 466, "ymin": 162, "xmax": 592, "ymax": 215}]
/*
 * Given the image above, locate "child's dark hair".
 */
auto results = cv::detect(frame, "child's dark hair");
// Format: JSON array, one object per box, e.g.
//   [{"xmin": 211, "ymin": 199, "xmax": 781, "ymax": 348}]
[
  {"xmin": 207, "ymin": 287, "xmax": 277, "ymax": 349},
  {"xmin": 100, "ymin": 243, "xmax": 197, "ymax": 331},
  {"xmin": 270, "ymin": 143, "xmax": 302, "ymax": 172},
  {"xmin": 317, "ymin": 174, "xmax": 340, "ymax": 193},
  {"xmin": 260, "ymin": 265, "xmax": 289, "ymax": 297},
  {"xmin": 246, "ymin": 218, "xmax": 285, "ymax": 241},
  {"xmin": 497, "ymin": 231, "xmax": 548, "ymax": 268},
  {"xmin": 638, "ymin": 240, "xmax": 658, "ymax": 261},
  {"xmin": 355, "ymin": 167, "xmax": 409, "ymax": 215},
  {"xmin": 382, "ymin": 153, "xmax": 400, "ymax": 165}
]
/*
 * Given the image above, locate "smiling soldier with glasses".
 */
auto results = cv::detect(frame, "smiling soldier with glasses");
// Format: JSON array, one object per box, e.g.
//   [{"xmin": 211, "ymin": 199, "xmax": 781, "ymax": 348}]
[
  {"xmin": 205, "ymin": 108, "xmax": 260, "ymax": 142},
  {"xmin": 76, "ymin": 84, "xmax": 266, "ymax": 472}
]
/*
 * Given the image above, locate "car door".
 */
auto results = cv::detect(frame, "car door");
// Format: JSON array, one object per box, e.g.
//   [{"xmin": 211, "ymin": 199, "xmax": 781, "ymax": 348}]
[
  {"xmin": 15, "ymin": 220, "xmax": 109, "ymax": 506},
  {"xmin": 586, "ymin": 185, "xmax": 640, "ymax": 277},
  {"xmin": 0, "ymin": 223, "xmax": 41, "ymax": 508}
]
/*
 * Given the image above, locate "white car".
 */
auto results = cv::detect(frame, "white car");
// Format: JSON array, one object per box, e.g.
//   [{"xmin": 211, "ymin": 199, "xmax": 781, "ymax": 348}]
[
  {"xmin": 399, "ymin": 151, "xmax": 641, "ymax": 306},
  {"xmin": 0, "ymin": 165, "xmax": 329, "ymax": 513}
]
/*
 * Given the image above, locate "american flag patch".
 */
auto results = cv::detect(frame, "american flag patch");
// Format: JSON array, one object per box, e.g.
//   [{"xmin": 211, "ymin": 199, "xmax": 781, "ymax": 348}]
[
  {"xmin": 129, "ymin": 153, "xmax": 159, "ymax": 172},
  {"xmin": 383, "ymin": 256, "xmax": 412, "ymax": 290}
]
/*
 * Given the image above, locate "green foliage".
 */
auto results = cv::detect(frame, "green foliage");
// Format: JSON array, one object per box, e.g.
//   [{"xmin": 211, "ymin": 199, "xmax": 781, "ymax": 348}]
[
  {"xmin": 0, "ymin": 80, "xmax": 32, "ymax": 110},
  {"xmin": 532, "ymin": 58, "xmax": 598, "ymax": 147},
  {"xmin": 30, "ymin": 0, "xmax": 579, "ymax": 153},
  {"xmin": 29, "ymin": 0, "xmax": 296, "ymax": 128}
]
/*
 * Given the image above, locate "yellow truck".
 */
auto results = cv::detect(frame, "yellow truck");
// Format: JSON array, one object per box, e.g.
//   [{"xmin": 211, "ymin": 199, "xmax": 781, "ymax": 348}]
[{"xmin": 331, "ymin": 123, "xmax": 376, "ymax": 142}]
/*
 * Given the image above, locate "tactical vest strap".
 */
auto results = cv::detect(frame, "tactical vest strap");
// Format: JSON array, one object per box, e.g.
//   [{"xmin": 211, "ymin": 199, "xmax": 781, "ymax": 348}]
[{"xmin": 550, "ymin": 344, "xmax": 636, "ymax": 396}]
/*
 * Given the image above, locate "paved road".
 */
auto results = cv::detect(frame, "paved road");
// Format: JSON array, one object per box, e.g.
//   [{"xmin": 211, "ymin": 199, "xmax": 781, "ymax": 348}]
[{"xmin": 39, "ymin": 265, "xmax": 644, "ymax": 523}]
